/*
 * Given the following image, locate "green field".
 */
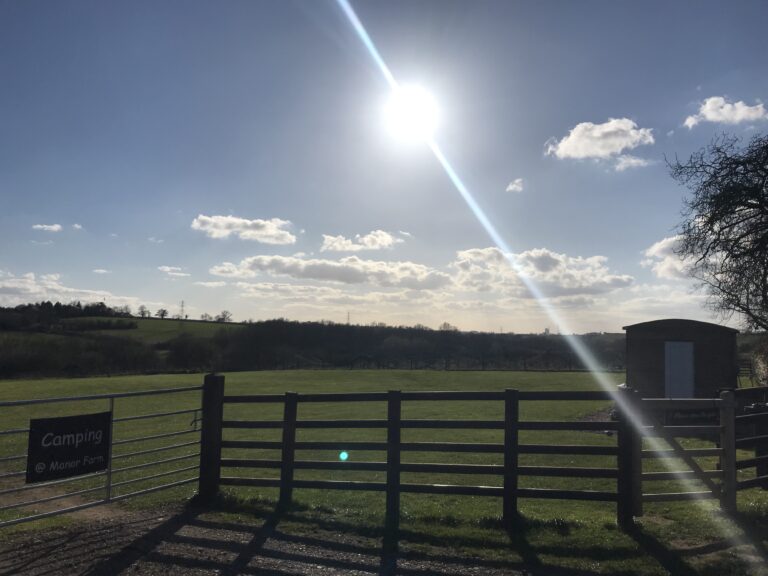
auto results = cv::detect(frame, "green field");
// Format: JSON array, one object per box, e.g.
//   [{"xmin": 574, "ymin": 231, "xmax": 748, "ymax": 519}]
[
  {"xmin": 64, "ymin": 316, "xmax": 240, "ymax": 345},
  {"xmin": 1, "ymin": 370, "xmax": 768, "ymax": 575}
]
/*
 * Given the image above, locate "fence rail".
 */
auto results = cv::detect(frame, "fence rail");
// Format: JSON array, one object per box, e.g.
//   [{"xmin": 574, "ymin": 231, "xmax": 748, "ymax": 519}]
[
  {"xmin": 3, "ymin": 373, "xmax": 767, "ymax": 551},
  {"xmin": 734, "ymin": 394, "xmax": 768, "ymax": 489},
  {"xmin": 205, "ymin": 380, "xmax": 768, "ymax": 551},
  {"xmin": 206, "ymin": 382, "xmax": 631, "ymax": 551}
]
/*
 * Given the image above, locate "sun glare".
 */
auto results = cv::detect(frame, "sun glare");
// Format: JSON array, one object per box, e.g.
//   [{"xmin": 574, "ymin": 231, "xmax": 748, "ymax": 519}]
[{"xmin": 383, "ymin": 84, "xmax": 439, "ymax": 143}]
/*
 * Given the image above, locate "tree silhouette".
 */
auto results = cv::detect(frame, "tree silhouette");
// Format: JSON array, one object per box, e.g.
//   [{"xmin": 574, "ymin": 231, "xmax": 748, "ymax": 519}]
[
  {"xmin": 670, "ymin": 134, "xmax": 768, "ymax": 330},
  {"xmin": 215, "ymin": 310, "xmax": 233, "ymax": 323}
]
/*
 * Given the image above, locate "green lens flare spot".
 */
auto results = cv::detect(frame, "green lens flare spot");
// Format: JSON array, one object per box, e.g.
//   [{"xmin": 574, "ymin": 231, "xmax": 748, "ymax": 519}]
[{"xmin": 339, "ymin": 451, "xmax": 349, "ymax": 461}]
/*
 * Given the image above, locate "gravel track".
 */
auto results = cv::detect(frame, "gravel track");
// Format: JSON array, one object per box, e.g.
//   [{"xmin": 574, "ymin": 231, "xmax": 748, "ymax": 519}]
[{"xmin": 0, "ymin": 503, "xmax": 526, "ymax": 576}]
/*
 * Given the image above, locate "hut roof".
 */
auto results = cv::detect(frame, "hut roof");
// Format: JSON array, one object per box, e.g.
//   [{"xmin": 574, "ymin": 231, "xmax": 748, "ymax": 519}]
[{"xmin": 622, "ymin": 318, "xmax": 738, "ymax": 334}]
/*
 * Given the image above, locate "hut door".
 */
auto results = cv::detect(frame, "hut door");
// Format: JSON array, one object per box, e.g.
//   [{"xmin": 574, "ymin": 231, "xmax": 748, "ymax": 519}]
[{"xmin": 664, "ymin": 341, "xmax": 694, "ymax": 398}]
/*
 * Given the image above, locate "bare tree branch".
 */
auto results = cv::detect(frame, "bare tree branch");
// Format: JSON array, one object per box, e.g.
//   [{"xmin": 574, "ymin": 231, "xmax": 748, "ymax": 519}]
[{"xmin": 669, "ymin": 133, "xmax": 768, "ymax": 331}]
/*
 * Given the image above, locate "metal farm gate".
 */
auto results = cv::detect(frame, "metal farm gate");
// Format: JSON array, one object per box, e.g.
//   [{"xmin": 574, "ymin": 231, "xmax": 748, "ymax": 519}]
[{"xmin": 0, "ymin": 385, "xmax": 202, "ymax": 528}]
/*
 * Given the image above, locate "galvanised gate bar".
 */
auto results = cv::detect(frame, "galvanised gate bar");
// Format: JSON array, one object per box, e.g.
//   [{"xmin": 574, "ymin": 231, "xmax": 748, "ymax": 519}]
[{"xmin": 0, "ymin": 385, "xmax": 202, "ymax": 528}]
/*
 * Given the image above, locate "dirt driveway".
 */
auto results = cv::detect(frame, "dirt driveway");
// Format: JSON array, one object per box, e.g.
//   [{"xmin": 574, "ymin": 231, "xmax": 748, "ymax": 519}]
[{"xmin": 0, "ymin": 502, "xmax": 526, "ymax": 576}]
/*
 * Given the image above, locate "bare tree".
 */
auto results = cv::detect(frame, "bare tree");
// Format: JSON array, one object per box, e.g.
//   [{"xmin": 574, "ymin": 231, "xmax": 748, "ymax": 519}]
[
  {"xmin": 138, "ymin": 305, "xmax": 150, "ymax": 318},
  {"xmin": 155, "ymin": 308, "xmax": 169, "ymax": 319},
  {"xmin": 200, "ymin": 312, "xmax": 212, "ymax": 321},
  {"xmin": 114, "ymin": 305, "xmax": 132, "ymax": 317},
  {"xmin": 670, "ymin": 133, "xmax": 768, "ymax": 330},
  {"xmin": 215, "ymin": 310, "xmax": 233, "ymax": 323}
]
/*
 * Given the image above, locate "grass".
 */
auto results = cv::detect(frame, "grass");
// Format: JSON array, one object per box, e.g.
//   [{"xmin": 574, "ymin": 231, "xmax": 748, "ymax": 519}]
[
  {"xmin": 1, "ymin": 370, "xmax": 768, "ymax": 574},
  {"xmin": 64, "ymin": 316, "xmax": 240, "ymax": 346}
]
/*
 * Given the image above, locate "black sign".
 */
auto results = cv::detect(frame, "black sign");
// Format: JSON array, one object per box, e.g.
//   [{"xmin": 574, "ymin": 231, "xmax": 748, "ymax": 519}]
[
  {"xmin": 665, "ymin": 408, "xmax": 719, "ymax": 427},
  {"xmin": 26, "ymin": 411, "xmax": 112, "ymax": 484}
]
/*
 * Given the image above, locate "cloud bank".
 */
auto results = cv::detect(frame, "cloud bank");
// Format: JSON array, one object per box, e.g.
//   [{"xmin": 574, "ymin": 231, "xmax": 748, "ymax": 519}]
[
  {"xmin": 210, "ymin": 254, "xmax": 451, "ymax": 290},
  {"xmin": 641, "ymin": 236, "xmax": 694, "ymax": 279},
  {"xmin": 685, "ymin": 96, "xmax": 767, "ymax": 129},
  {"xmin": 546, "ymin": 118, "xmax": 654, "ymax": 171},
  {"xmin": 0, "ymin": 271, "xmax": 140, "ymax": 308},
  {"xmin": 32, "ymin": 224, "xmax": 62, "ymax": 232},
  {"xmin": 191, "ymin": 214, "xmax": 296, "ymax": 244},
  {"xmin": 452, "ymin": 247, "xmax": 634, "ymax": 298},
  {"xmin": 158, "ymin": 266, "xmax": 190, "ymax": 278},
  {"xmin": 320, "ymin": 230, "xmax": 404, "ymax": 252}
]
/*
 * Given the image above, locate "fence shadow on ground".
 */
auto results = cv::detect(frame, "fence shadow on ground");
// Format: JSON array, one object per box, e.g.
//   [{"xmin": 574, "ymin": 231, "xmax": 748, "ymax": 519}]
[
  {"xmin": 82, "ymin": 499, "xmax": 745, "ymax": 576},
  {"xmin": 3, "ymin": 497, "xmax": 765, "ymax": 576}
]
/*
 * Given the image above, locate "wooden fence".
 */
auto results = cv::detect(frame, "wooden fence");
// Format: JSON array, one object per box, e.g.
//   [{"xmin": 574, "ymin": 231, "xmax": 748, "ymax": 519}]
[
  {"xmin": 633, "ymin": 395, "xmax": 734, "ymax": 513},
  {"xmin": 197, "ymin": 375, "xmax": 766, "ymax": 552},
  {"xmin": 735, "ymin": 387, "xmax": 768, "ymax": 491}
]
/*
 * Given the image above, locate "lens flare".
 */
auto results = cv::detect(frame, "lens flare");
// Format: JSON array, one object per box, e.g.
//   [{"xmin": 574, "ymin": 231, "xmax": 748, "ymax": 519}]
[
  {"xmin": 335, "ymin": 0, "xmax": 763, "ymax": 565},
  {"xmin": 339, "ymin": 451, "xmax": 349, "ymax": 461}
]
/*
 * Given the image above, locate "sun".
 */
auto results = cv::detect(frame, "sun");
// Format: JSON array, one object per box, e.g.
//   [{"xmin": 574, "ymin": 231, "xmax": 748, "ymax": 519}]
[{"xmin": 383, "ymin": 84, "xmax": 439, "ymax": 144}]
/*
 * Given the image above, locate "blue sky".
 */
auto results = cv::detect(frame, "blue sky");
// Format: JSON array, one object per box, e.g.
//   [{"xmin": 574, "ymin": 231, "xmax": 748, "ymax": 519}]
[{"xmin": 2, "ymin": 0, "xmax": 767, "ymax": 332}]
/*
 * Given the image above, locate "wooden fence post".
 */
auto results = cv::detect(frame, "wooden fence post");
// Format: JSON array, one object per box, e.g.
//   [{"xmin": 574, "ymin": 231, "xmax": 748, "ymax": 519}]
[
  {"xmin": 199, "ymin": 373, "xmax": 225, "ymax": 502},
  {"xmin": 720, "ymin": 390, "xmax": 737, "ymax": 513},
  {"xmin": 630, "ymin": 390, "xmax": 643, "ymax": 518},
  {"xmin": 616, "ymin": 387, "xmax": 640, "ymax": 530},
  {"xmin": 384, "ymin": 390, "xmax": 402, "ymax": 555},
  {"xmin": 757, "ymin": 410, "xmax": 768, "ymax": 490},
  {"xmin": 503, "ymin": 389, "xmax": 519, "ymax": 528},
  {"xmin": 279, "ymin": 392, "xmax": 298, "ymax": 509}
]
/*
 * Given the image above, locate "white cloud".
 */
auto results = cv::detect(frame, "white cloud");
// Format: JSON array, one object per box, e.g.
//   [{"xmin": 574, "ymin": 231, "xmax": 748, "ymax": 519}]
[
  {"xmin": 615, "ymin": 155, "xmax": 653, "ymax": 171},
  {"xmin": 320, "ymin": 230, "xmax": 404, "ymax": 252},
  {"xmin": 506, "ymin": 178, "xmax": 524, "ymax": 193},
  {"xmin": 191, "ymin": 214, "xmax": 296, "ymax": 244},
  {"xmin": 641, "ymin": 236, "xmax": 695, "ymax": 280},
  {"xmin": 194, "ymin": 281, "xmax": 226, "ymax": 288},
  {"xmin": 236, "ymin": 282, "xmax": 347, "ymax": 301},
  {"xmin": 685, "ymin": 96, "xmax": 767, "ymax": 129},
  {"xmin": 614, "ymin": 283, "xmax": 709, "ymax": 323},
  {"xmin": 545, "ymin": 118, "xmax": 654, "ymax": 170},
  {"xmin": 92, "ymin": 269, "xmax": 111, "ymax": 274},
  {"xmin": 210, "ymin": 254, "xmax": 451, "ymax": 290},
  {"xmin": 158, "ymin": 266, "xmax": 190, "ymax": 278},
  {"xmin": 32, "ymin": 224, "xmax": 62, "ymax": 232},
  {"xmin": 72, "ymin": 224, "xmax": 83, "ymax": 230},
  {"xmin": 185, "ymin": 242, "xmax": 731, "ymax": 332},
  {"xmin": 148, "ymin": 237, "xmax": 164, "ymax": 244},
  {"xmin": 452, "ymin": 246, "xmax": 633, "ymax": 298},
  {"xmin": 235, "ymin": 281, "xmax": 425, "ymax": 307},
  {"xmin": 0, "ymin": 271, "xmax": 141, "ymax": 308}
]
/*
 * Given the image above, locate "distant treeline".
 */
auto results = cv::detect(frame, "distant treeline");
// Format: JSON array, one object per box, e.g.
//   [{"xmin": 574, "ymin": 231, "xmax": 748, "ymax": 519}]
[
  {"xmin": 0, "ymin": 301, "xmax": 626, "ymax": 378},
  {"xmin": 0, "ymin": 301, "xmax": 132, "ymax": 332},
  {"xmin": 0, "ymin": 332, "xmax": 159, "ymax": 379},
  {"xmin": 193, "ymin": 320, "xmax": 626, "ymax": 373}
]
